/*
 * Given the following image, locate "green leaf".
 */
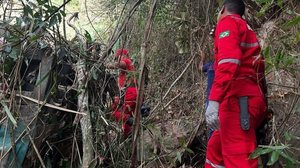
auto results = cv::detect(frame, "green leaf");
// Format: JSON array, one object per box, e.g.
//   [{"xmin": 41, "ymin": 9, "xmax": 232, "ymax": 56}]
[
  {"xmin": 249, "ymin": 147, "xmax": 273, "ymax": 159},
  {"xmin": 57, "ymin": 13, "xmax": 62, "ymax": 23},
  {"xmin": 33, "ymin": 12, "xmax": 41, "ymax": 19},
  {"xmin": 284, "ymin": 132, "xmax": 292, "ymax": 141},
  {"xmin": 267, "ymin": 151, "xmax": 280, "ymax": 166},
  {"xmin": 37, "ymin": 0, "xmax": 48, "ymax": 5},
  {"xmin": 263, "ymin": 144, "xmax": 289, "ymax": 150},
  {"xmin": 24, "ymin": 5, "xmax": 33, "ymax": 16},
  {"xmin": 178, "ymin": 137, "xmax": 186, "ymax": 147},
  {"xmin": 0, "ymin": 101, "xmax": 17, "ymax": 127},
  {"xmin": 3, "ymin": 57, "xmax": 14, "ymax": 74},
  {"xmin": 277, "ymin": 0, "xmax": 283, "ymax": 7},
  {"xmin": 4, "ymin": 44, "xmax": 12, "ymax": 53},
  {"xmin": 263, "ymin": 46, "xmax": 271, "ymax": 58},
  {"xmin": 16, "ymin": 17, "xmax": 22, "ymax": 26},
  {"xmin": 278, "ymin": 150, "xmax": 296, "ymax": 164},
  {"xmin": 296, "ymin": 30, "xmax": 300, "ymax": 42},
  {"xmin": 9, "ymin": 49, "xmax": 19, "ymax": 60},
  {"xmin": 91, "ymin": 68, "xmax": 98, "ymax": 80},
  {"xmin": 285, "ymin": 159, "xmax": 295, "ymax": 168},
  {"xmin": 60, "ymin": 10, "xmax": 66, "ymax": 17},
  {"xmin": 49, "ymin": 15, "xmax": 58, "ymax": 27},
  {"xmin": 84, "ymin": 30, "xmax": 93, "ymax": 43},
  {"xmin": 44, "ymin": 4, "xmax": 51, "ymax": 10},
  {"xmin": 29, "ymin": 34, "xmax": 40, "ymax": 42},
  {"xmin": 176, "ymin": 152, "xmax": 182, "ymax": 163},
  {"xmin": 184, "ymin": 147, "xmax": 194, "ymax": 154},
  {"xmin": 284, "ymin": 16, "xmax": 300, "ymax": 28},
  {"xmin": 38, "ymin": 21, "xmax": 46, "ymax": 28},
  {"xmin": 256, "ymin": 0, "xmax": 269, "ymax": 4},
  {"xmin": 50, "ymin": 6, "xmax": 59, "ymax": 13},
  {"xmin": 28, "ymin": 1, "xmax": 37, "ymax": 8},
  {"xmin": 296, "ymin": 104, "xmax": 300, "ymax": 113},
  {"xmin": 257, "ymin": 2, "xmax": 272, "ymax": 17},
  {"xmin": 284, "ymin": 132, "xmax": 300, "ymax": 140}
]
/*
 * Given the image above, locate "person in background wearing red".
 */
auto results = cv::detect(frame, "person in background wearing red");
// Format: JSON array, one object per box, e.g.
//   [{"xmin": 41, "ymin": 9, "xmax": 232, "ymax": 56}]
[
  {"xmin": 205, "ymin": 0, "xmax": 267, "ymax": 167},
  {"xmin": 106, "ymin": 48, "xmax": 137, "ymax": 137}
]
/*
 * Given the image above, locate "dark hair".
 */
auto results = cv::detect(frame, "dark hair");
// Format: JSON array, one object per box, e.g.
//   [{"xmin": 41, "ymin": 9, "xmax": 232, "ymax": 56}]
[{"xmin": 224, "ymin": 0, "xmax": 245, "ymax": 16}]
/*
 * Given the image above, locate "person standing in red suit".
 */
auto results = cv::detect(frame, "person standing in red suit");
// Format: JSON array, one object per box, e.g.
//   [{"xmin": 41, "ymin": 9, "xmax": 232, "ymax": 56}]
[
  {"xmin": 205, "ymin": 0, "xmax": 267, "ymax": 167},
  {"xmin": 106, "ymin": 48, "xmax": 137, "ymax": 137}
]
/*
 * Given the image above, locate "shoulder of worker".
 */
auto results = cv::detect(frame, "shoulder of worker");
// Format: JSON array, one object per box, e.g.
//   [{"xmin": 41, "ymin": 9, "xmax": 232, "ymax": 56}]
[
  {"xmin": 216, "ymin": 14, "xmax": 248, "ymax": 37},
  {"xmin": 120, "ymin": 57, "xmax": 133, "ymax": 69},
  {"xmin": 218, "ymin": 14, "xmax": 246, "ymax": 26},
  {"xmin": 120, "ymin": 57, "xmax": 132, "ymax": 64}
]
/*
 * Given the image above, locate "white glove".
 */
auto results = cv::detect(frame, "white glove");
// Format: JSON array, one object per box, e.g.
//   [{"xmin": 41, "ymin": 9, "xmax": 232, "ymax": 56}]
[{"xmin": 205, "ymin": 100, "xmax": 220, "ymax": 130}]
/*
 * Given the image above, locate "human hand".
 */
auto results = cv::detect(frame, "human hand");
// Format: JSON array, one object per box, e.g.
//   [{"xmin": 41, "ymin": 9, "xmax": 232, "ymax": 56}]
[
  {"xmin": 126, "ymin": 117, "xmax": 134, "ymax": 126},
  {"xmin": 106, "ymin": 63, "xmax": 114, "ymax": 69},
  {"xmin": 205, "ymin": 100, "xmax": 220, "ymax": 130}
]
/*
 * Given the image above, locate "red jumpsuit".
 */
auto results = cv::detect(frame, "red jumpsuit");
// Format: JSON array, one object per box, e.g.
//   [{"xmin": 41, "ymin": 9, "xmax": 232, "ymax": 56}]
[
  {"xmin": 205, "ymin": 14, "xmax": 266, "ymax": 168},
  {"xmin": 112, "ymin": 57, "xmax": 137, "ymax": 137}
]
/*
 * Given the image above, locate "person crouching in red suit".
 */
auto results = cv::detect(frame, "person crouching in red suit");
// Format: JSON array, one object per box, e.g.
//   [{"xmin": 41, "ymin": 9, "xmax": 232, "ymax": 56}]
[{"xmin": 107, "ymin": 48, "xmax": 137, "ymax": 137}]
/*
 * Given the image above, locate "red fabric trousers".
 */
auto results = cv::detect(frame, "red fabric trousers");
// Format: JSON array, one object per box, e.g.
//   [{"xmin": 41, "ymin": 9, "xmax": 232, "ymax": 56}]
[
  {"xmin": 205, "ymin": 96, "xmax": 266, "ymax": 168},
  {"xmin": 112, "ymin": 87, "xmax": 137, "ymax": 137}
]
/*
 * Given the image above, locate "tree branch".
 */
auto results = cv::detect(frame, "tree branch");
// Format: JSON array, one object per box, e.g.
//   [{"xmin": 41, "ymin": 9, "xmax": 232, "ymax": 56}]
[
  {"xmin": 0, "ymin": 0, "xmax": 72, "ymax": 52},
  {"xmin": 67, "ymin": 12, "xmax": 94, "ymax": 168},
  {"xmin": 100, "ymin": 0, "xmax": 144, "ymax": 61},
  {"xmin": 130, "ymin": 0, "xmax": 157, "ymax": 167}
]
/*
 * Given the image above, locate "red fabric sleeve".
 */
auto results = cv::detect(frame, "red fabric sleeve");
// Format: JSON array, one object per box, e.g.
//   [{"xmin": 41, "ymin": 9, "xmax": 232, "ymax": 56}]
[{"xmin": 209, "ymin": 17, "xmax": 243, "ymax": 102}]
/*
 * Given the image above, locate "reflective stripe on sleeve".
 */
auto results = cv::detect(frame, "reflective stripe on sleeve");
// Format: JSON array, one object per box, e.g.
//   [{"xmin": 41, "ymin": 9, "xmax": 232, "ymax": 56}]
[
  {"xmin": 240, "ymin": 42, "xmax": 259, "ymax": 48},
  {"xmin": 218, "ymin": 58, "xmax": 241, "ymax": 65},
  {"xmin": 206, "ymin": 159, "xmax": 225, "ymax": 168}
]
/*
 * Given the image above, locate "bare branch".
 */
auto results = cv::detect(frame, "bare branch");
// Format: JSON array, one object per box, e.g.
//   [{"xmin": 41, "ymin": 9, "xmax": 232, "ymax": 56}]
[
  {"xmin": 130, "ymin": 0, "xmax": 157, "ymax": 167},
  {"xmin": 101, "ymin": 0, "xmax": 144, "ymax": 61}
]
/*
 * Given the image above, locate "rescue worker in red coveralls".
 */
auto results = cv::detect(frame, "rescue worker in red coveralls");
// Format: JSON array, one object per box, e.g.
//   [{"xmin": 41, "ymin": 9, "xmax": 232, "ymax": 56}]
[
  {"xmin": 106, "ymin": 49, "xmax": 137, "ymax": 137},
  {"xmin": 205, "ymin": 0, "xmax": 267, "ymax": 167}
]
